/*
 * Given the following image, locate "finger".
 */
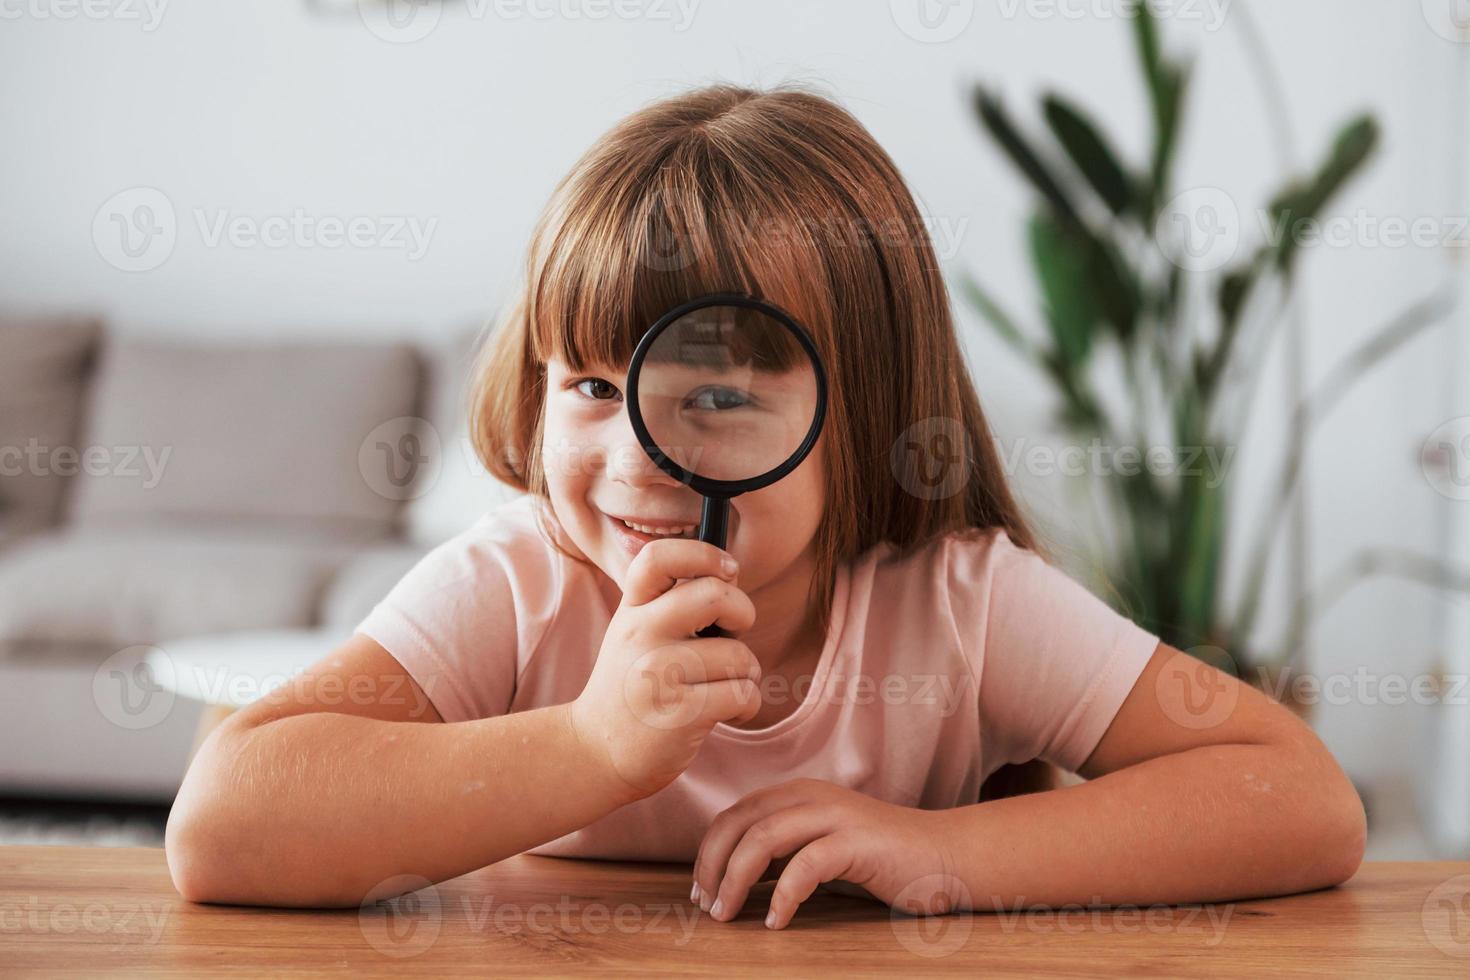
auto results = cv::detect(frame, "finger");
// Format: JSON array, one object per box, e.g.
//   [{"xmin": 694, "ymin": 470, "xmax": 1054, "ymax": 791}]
[
  {"xmin": 643, "ymin": 574, "xmax": 756, "ymax": 638},
  {"xmin": 644, "ymin": 637, "xmax": 759, "ymax": 686},
  {"xmin": 707, "ymin": 804, "xmax": 835, "ymax": 922},
  {"xmin": 692, "ymin": 675, "xmax": 762, "ymax": 727},
  {"xmin": 622, "ymin": 538, "xmax": 739, "ymax": 606},
  {"xmin": 621, "ymin": 645, "xmax": 758, "ymax": 734},
  {"xmin": 766, "ymin": 835, "xmax": 856, "ymax": 930},
  {"xmin": 693, "ymin": 779, "xmax": 829, "ymax": 903}
]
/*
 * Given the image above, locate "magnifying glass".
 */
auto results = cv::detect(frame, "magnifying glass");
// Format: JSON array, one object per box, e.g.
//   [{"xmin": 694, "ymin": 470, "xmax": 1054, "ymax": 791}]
[{"xmin": 625, "ymin": 293, "xmax": 828, "ymax": 639}]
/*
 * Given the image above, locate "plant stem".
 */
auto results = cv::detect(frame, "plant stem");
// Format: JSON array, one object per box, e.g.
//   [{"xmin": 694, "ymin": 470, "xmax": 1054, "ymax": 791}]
[
  {"xmin": 1280, "ymin": 548, "xmax": 1470, "ymax": 659},
  {"xmin": 1233, "ymin": 289, "xmax": 1457, "ymax": 653}
]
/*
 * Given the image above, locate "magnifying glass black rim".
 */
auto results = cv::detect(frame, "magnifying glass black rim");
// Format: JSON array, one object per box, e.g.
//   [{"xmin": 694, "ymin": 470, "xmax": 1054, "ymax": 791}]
[{"xmin": 625, "ymin": 292, "xmax": 828, "ymax": 498}]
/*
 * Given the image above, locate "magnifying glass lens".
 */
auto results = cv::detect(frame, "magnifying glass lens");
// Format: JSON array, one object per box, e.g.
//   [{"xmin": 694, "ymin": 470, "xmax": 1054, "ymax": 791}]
[{"xmin": 635, "ymin": 305, "xmax": 820, "ymax": 484}]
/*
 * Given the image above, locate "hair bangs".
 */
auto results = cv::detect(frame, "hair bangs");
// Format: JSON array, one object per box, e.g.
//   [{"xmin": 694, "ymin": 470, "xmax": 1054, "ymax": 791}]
[{"xmin": 526, "ymin": 139, "xmax": 831, "ymax": 377}]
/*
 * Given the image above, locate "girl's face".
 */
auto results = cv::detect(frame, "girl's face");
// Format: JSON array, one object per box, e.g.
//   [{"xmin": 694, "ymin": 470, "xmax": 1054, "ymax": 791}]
[{"xmin": 541, "ymin": 356, "xmax": 825, "ymax": 597}]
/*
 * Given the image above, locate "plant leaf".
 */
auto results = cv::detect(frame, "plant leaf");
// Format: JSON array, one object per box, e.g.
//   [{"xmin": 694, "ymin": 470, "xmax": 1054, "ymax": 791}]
[
  {"xmin": 1197, "ymin": 245, "xmax": 1269, "ymax": 398},
  {"xmin": 1085, "ymin": 234, "xmax": 1141, "ymax": 342},
  {"xmin": 1042, "ymin": 94, "xmax": 1134, "ymax": 216},
  {"xmin": 973, "ymin": 85, "xmax": 1084, "ymax": 230},
  {"xmin": 1029, "ymin": 210, "xmax": 1095, "ymax": 366},
  {"xmin": 1267, "ymin": 115, "xmax": 1380, "ymax": 272},
  {"xmin": 1132, "ymin": 0, "xmax": 1187, "ymax": 220}
]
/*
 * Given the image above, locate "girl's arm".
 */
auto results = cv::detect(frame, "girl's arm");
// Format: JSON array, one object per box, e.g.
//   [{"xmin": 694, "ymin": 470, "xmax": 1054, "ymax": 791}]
[
  {"xmin": 691, "ymin": 642, "xmax": 1365, "ymax": 928},
  {"xmin": 165, "ymin": 634, "xmax": 640, "ymax": 908},
  {"xmin": 928, "ymin": 641, "xmax": 1366, "ymax": 908},
  {"xmin": 168, "ymin": 538, "xmax": 758, "ymax": 909}
]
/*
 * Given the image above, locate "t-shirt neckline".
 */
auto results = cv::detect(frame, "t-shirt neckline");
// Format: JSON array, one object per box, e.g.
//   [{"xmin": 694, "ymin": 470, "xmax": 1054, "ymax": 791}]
[{"xmin": 708, "ymin": 558, "xmax": 850, "ymax": 743}]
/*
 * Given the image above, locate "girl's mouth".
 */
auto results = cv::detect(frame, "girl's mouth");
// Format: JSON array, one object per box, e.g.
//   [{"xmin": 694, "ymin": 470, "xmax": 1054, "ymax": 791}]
[{"xmin": 603, "ymin": 511, "xmax": 699, "ymax": 555}]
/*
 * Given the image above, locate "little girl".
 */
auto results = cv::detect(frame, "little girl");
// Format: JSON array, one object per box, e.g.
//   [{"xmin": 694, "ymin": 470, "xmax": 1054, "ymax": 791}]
[{"xmin": 166, "ymin": 84, "xmax": 1365, "ymax": 927}]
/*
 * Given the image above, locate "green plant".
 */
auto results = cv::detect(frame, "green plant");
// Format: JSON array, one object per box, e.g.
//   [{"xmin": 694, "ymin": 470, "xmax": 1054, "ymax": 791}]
[{"xmin": 959, "ymin": 5, "xmax": 1439, "ymax": 671}]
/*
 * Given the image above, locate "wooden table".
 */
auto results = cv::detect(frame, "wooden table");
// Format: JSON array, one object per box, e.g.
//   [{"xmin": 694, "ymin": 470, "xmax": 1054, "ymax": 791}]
[{"xmin": 3, "ymin": 847, "xmax": 1469, "ymax": 976}]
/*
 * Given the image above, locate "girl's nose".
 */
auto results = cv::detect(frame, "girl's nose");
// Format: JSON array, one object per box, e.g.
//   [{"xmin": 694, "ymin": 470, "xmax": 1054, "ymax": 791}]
[{"xmin": 605, "ymin": 420, "xmax": 683, "ymax": 490}]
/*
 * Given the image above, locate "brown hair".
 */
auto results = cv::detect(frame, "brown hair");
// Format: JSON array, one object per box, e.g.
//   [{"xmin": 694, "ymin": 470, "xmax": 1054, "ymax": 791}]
[{"xmin": 470, "ymin": 83, "xmax": 1052, "ymax": 799}]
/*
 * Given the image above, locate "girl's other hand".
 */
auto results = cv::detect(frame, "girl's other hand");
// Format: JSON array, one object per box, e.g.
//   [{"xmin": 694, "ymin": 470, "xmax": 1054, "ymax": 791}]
[
  {"xmin": 691, "ymin": 778, "xmax": 955, "ymax": 929},
  {"xmin": 571, "ymin": 538, "xmax": 762, "ymax": 800}
]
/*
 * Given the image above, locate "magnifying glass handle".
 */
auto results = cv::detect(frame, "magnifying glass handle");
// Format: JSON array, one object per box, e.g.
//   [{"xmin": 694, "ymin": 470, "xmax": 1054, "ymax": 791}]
[{"xmin": 696, "ymin": 496, "xmax": 730, "ymax": 639}]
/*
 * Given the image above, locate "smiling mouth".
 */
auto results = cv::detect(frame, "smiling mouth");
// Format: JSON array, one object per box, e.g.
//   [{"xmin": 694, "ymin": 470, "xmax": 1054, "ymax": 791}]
[{"xmin": 604, "ymin": 512, "xmax": 699, "ymax": 539}]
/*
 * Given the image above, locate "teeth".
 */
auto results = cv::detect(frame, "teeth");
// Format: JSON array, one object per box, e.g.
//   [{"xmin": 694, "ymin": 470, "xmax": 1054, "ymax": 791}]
[{"xmin": 620, "ymin": 518, "xmax": 695, "ymax": 537}]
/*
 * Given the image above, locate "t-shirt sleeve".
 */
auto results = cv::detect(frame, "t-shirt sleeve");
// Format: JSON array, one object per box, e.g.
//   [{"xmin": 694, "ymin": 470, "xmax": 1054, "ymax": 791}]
[
  {"xmin": 353, "ymin": 501, "xmax": 554, "ymax": 724},
  {"xmin": 946, "ymin": 530, "xmax": 1161, "ymax": 775}
]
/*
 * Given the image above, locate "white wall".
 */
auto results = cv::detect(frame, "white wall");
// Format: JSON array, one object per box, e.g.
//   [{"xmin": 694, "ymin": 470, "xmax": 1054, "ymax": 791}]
[{"xmin": 1, "ymin": 1, "xmax": 1462, "ymax": 802}]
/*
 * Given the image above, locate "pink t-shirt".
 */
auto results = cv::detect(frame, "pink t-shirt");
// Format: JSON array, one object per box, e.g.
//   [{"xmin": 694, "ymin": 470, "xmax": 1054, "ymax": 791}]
[{"xmin": 355, "ymin": 494, "xmax": 1159, "ymax": 862}]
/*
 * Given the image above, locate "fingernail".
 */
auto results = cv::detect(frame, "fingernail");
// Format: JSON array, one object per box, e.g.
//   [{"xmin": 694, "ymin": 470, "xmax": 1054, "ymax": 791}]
[
  {"xmin": 690, "ymin": 882, "xmax": 699, "ymax": 903},
  {"xmin": 765, "ymin": 910, "xmax": 777, "ymax": 929},
  {"xmin": 710, "ymin": 897, "xmax": 725, "ymax": 920},
  {"xmin": 721, "ymin": 555, "xmax": 739, "ymax": 577}
]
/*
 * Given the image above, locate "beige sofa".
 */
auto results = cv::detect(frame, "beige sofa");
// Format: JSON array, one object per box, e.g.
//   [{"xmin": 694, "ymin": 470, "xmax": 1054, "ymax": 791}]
[{"xmin": 0, "ymin": 315, "xmax": 513, "ymax": 800}]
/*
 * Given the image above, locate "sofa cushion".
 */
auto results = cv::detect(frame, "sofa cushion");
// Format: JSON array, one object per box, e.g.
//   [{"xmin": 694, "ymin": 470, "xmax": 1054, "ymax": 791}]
[
  {"xmin": 0, "ymin": 315, "xmax": 102, "ymax": 535},
  {"xmin": 0, "ymin": 525, "xmax": 361, "ymax": 657},
  {"xmin": 68, "ymin": 335, "xmax": 423, "ymax": 537}
]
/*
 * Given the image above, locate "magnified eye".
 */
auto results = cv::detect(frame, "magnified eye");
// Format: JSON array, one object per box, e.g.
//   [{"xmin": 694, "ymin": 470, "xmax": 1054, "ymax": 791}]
[
  {"xmin": 573, "ymin": 377, "xmax": 622, "ymax": 402},
  {"xmin": 686, "ymin": 386, "xmax": 752, "ymax": 411}
]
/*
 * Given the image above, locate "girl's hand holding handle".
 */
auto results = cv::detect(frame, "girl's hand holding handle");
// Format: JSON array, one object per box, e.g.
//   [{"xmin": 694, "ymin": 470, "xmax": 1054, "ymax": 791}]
[{"xmin": 570, "ymin": 538, "xmax": 762, "ymax": 801}]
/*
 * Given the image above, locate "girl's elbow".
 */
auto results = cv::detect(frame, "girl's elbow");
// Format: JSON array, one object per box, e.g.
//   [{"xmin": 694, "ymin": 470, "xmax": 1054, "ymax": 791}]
[
  {"xmin": 1310, "ymin": 768, "xmax": 1367, "ymax": 889},
  {"xmin": 165, "ymin": 745, "xmax": 261, "ymax": 904},
  {"xmin": 1329, "ymin": 791, "xmax": 1368, "ymax": 886},
  {"xmin": 165, "ymin": 801, "xmax": 230, "ymax": 904}
]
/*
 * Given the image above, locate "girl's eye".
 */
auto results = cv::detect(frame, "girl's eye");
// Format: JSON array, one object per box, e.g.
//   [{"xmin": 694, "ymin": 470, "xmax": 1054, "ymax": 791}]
[
  {"xmin": 686, "ymin": 386, "xmax": 752, "ymax": 411},
  {"xmin": 571, "ymin": 377, "xmax": 622, "ymax": 402}
]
